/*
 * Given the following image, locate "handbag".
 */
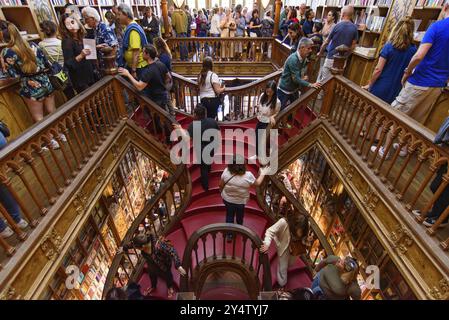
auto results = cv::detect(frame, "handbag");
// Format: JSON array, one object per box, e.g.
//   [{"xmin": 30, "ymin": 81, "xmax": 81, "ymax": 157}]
[
  {"xmin": 156, "ymin": 61, "xmax": 173, "ymax": 91},
  {"xmin": 42, "ymin": 46, "xmax": 69, "ymax": 91},
  {"xmin": 0, "ymin": 120, "xmax": 10, "ymax": 137},
  {"xmin": 219, "ymin": 174, "xmax": 237, "ymax": 193}
]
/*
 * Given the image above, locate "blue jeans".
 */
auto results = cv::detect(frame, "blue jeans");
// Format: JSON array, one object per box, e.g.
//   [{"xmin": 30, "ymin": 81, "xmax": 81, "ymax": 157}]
[
  {"xmin": 311, "ymin": 271, "xmax": 324, "ymax": 297},
  {"xmin": 177, "ymin": 33, "xmax": 188, "ymax": 61},
  {"xmin": 224, "ymin": 199, "xmax": 245, "ymax": 225},
  {"xmin": 0, "ymin": 132, "xmax": 22, "ymax": 231},
  {"xmin": 277, "ymin": 88, "xmax": 299, "ymax": 110}
]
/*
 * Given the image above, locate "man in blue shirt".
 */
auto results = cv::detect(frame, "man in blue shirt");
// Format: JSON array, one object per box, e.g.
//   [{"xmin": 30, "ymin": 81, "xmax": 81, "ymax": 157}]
[
  {"xmin": 317, "ymin": 5, "xmax": 358, "ymax": 83},
  {"xmin": 395, "ymin": 3, "xmax": 449, "ymax": 123},
  {"xmin": 372, "ymin": 4, "xmax": 449, "ymax": 159}
]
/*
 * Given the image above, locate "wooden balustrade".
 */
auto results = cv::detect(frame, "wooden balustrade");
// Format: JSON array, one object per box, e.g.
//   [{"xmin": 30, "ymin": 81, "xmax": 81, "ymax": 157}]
[
  {"xmin": 171, "ymin": 70, "xmax": 282, "ymax": 120},
  {"xmin": 0, "ymin": 77, "xmax": 123, "ymax": 258},
  {"xmin": 179, "ymin": 223, "xmax": 272, "ymax": 298},
  {"xmin": 257, "ymin": 175, "xmax": 334, "ymax": 274},
  {"xmin": 166, "ymin": 37, "xmax": 275, "ymax": 63},
  {"xmin": 102, "ymin": 164, "xmax": 191, "ymax": 298}
]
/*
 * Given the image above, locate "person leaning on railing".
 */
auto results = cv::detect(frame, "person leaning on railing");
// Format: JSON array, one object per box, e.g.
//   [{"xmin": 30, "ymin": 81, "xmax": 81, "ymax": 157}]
[
  {"xmin": 117, "ymin": 231, "xmax": 186, "ymax": 299},
  {"xmin": 277, "ymin": 37, "xmax": 321, "ymax": 114}
]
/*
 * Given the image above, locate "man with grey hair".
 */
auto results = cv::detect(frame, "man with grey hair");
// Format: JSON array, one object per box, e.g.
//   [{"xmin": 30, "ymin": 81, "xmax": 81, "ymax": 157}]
[
  {"xmin": 116, "ymin": 3, "xmax": 148, "ymax": 78},
  {"xmin": 277, "ymin": 37, "xmax": 321, "ymax": 113},
  {"xmin": 317, "ymin": 5, "xmax": 358, "ymax": 83},
  {"xmin": 82, "ymin": 6, "xmax": 117, "ymax": 49}
]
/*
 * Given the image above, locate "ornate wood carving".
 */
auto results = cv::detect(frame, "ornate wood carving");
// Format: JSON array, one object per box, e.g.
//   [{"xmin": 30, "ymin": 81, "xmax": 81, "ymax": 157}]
[
  {"xmin": 343, "ymin": 161, "xmax": 355, "ymax": 181},
  {"xmin": 363, "ymin": 186, "xmax": 380, "ymax": 213},
  {"xmin": 40, "ymin": 229, "xmax": 63, "ymax": 261},
  {"xmin": 0, "ymin": 286, "xmax": 19, "ymax": 300},
  {"xmin": 94, "ymin": 165, "xmax": 106, "ymax": 183},
  {"xmin": 388, "ymin": 224, "xmax": 414, "ymax": 254},
  {"xmin": 430, "ymin": 278, "xmax": 449, "ymax": 300},
  {"xmin": 73, "ymin": 190, "xmax": 88, "ymax": 215}
]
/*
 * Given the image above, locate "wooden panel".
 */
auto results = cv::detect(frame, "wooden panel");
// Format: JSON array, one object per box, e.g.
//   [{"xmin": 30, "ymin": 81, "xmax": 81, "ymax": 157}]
[{"xmin": 345, "ymin": 54, "xmax": 376, "ymax": 86}]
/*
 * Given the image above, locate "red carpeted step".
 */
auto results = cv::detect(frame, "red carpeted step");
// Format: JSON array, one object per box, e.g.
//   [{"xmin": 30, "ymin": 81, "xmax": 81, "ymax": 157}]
[
  {"xmin": 284, "ymin": 269, "xmax": 313, "ymax": 291},
  {"xmin": 166, "ymin": 228, "xmax": 188, "ymax": 288},
  {"xmin": 268, "ymin": 256, "xmax": 310, "ymax": 288},
  {"xmin": 184, "ymin": 196, "xmax": 263, "ymax": 216},
  {"xmin": 181, "ymin": 211, "xmax": 269, "ymax": 239},
  {"xmin": 138, "ymin": 272, "xmax": 177, "ymax": 300},
  {"xmin": 199, "ymin": 287, "xmax": 251, "ymax": 300}
]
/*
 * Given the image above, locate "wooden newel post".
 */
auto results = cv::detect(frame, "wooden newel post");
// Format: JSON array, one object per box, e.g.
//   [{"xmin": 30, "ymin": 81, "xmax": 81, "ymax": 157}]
[
  {"xmin": 273, "ymin": 0, "xmax": 282, "ymax": 37},
  {"xmin": 100, "ymin": 47, "xmax": 118, "ymax": 75},
  {"xmin": 331, "ymin": 44, "xmax": 350, "ymax": 75},
  {"xmin": 161, "ymin": 0, "xmax": 170, "ymax": 39},
  {"xmin": 307, "ymin": 35, "xmax": 321, "ymax": 82}
]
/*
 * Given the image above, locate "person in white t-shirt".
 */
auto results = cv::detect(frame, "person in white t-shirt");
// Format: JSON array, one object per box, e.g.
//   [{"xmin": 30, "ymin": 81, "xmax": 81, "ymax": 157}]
[
  {"xmin": 198, "ymin": 56, "xmax": 225, "ymax": 119},
  {"xmin": 251, "ymin": 80, "xmax": 281, "ymax": 161},
  {"xmin": 220, "ymin": 155, "xmax": 269, "ymax": 241}
]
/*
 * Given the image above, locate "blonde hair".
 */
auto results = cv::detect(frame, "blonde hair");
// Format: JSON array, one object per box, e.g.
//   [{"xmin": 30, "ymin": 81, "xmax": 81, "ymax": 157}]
[
  {"xmin": 7, "ymin": 23, "xmax": 37, "ymax": 74},
  {"xmin": 388, "ymin": 16, "xmax": 414, "ymax": 50}
]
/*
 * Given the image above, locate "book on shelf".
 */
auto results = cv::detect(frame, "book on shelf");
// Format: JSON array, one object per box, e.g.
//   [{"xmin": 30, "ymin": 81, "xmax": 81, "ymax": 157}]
[
  {"xmin": 50, "ymin": 0, "xmax": 66, "ymax": 6},
  {"xmin": 366, "ymin": 15, "xmax": 385, "ymax": 32},
  {"xmin": 0, "ymin": 0, "xmax": 26, "ymax": 5},
  {"xmin": 346, "ymin": 0, "xmax": 375, "ymax": 6},
  {"xmin": 326, "ymin": 0, "xmax": 346, "ymax": 6},
  {"xmin": 376, "ymin": 0, "xmax": 393, "ymax": 6},
  {"xmin": 98, "ymin": 0, "xmax": 114, "ymax": 5}
]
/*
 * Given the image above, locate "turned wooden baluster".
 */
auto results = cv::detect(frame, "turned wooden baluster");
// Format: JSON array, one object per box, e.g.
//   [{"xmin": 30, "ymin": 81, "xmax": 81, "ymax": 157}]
[
  {"xmin": 0, "ymin": 202, "xmax": 27, "ymax": 240},
  {"xmin": 193, "ymin": 242, "xmax": 199, "ymax": 267},
  {"xmin": 357, "ymin": 107, "xmax": 376, "ymax": 155},
  {"xmin": 407, "ymin": 156, "xmax": 442, "ymax": 211},
  {"xmin": 342, "ymin": 95, "xmax": 357, "ymax": 140},
  {"xmin": 41, "ymin": 135, "xmax": 70, "ymax": 186},
  {"xmin": 363, "ymin": 114, "xmax": 385, "ymax": 162},
  {"xmin": 232, "ymin": 232, "xmax": 237, "ymax": 259},
  {"xmin": 106, "ymin": 86, "xmax": 120, "ymax": 122},
  {"xmin": 328, "ymin": 84, "xmax": 341, "ymax": 124},
  {"xmin": 0, "ymin": 227, "xmax": 15, "ymax": 255},
  {"xmin": 90, "ymin": 98, "xmax": 107, "ymax": 141},
  {"xmin": 352, "ymin": 102, "xmax": 369, "ymax": 148},
  {"xmin": 50, "ymin": 128, "xmax": 75, "ymax": 177},
  {"xmin": 19, "ymin": 151, "xmax": 55, "ymax": 205},
  {"xmin": 376, "ymin": 126, "xmax": 402, "ymax": 181},
  {"xmin": 6, "ymin": 160, "xmax": 47, "ymax": 216},
  {"xmin": 201, "ymin": 235, "xmax": 207, "ymax": 262},
  {"xmin": 60, "ymin": 121, "xmax": 82, "ymax": 169},
  {"xmin": 212, "ymin": 232, "xmax": 217, "ymax": 260},
  {"xmin": 97, "ymin": 94, "xmax": 113, "ymax": 131},
  {"xmin": 428, "ymin": 203, "xmax": 449, "ymax": 237},
  {"xmin": 335, "ymin": 87, "xmax": 350, "ymax": 130},
  {"xmin": 73, "ymin": 109, "xmax": 92, "ymax": 156},
  {"xmin": 222, "ymin": 231, "xmax": 226, "ymax": 259},
  {"xmin": 338, "ymin": 91, "xmax": 353, "ymax": 134},
  {"xmin": 241, "ymin": 237, "xmax": 248, "ymax": 264},
  {"xmin": 250, "ymin": 243, "xmax": 257, "ymax": 271},
  {"xmin": 85, "ymin": 100, "xmax": 102, "ymax": 144},
  {"xmin": 79, "ymin": 105, "xmax": 98, "ymax": 152},
  {"xmin": 30, "ymin": 143, "xmax": 63, "ymax": 195},
  {"xmin": 385, "ymin": 133, "xmax": 412, "ymax": 186},
  {"xmin": 372, "ymin": 120, "xmax": 394, "ymax": 174},
  {"xmin": 67, "ymin": 114, "xmax": 89, "ymax": 166},
  {"xmin": 398, "ymin": 147, "xmax": 432, "ymax": 201}
]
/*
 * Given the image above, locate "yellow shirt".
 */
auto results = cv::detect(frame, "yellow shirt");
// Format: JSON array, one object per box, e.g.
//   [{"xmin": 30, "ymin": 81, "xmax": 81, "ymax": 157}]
[{"xmin": 124, "ymin": 22, "xmax": 148, "ymax": 69}]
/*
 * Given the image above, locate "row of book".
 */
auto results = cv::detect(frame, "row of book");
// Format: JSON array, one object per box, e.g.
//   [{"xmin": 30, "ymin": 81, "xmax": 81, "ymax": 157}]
[
  {"xmin": 50, "ymin": 0, "xmax": 65, "ymax": 6},
  {"xmin": 415, "ymin": 0, "xmax": 446, "ymax": 7},
  {"xmin": 0, "ymin": 0, "xmax": 26, "ymax": 5},
  {"xmin": 366, "ymin": 15, "xmax": 385, "ymax": 32},
  {"xmin": 314, "ymin": 0, "xmax": 393, "ymax": 7}
]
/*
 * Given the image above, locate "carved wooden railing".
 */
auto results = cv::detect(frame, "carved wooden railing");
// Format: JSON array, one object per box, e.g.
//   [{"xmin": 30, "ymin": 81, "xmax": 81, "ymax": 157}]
[
  {"xmin": 102, "ymin": 164, "xmax": 191, "ymax": 298},
  {"xmin": 179, "ymin": 223, "xmax": 272, "ymax": 299},
  {"xmin": 171, "ymin": 70, "xmax": 282, "ymax": 120},
  {"xmin": 166, "ymin": 37, "xmax": 275, "ymax": 62},
  {"xmin": 0, "ymin": 75, "xmax": 180, "ymax": 268},
  {"xmin": 257, "ymin": 175, "xmax": 334, "ymax": 274}
]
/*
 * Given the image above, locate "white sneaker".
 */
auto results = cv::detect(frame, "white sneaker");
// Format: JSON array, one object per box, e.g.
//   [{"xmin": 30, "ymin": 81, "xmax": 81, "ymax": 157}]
[
  {"xmin": 0, "ymin": 226, "xmax": 14, "ymax": 238},
  {"xmin": 49, "ymin": 139, "xmax": 60, "ymax": 150},
  {"xmin": 393, "ymin": 143, "xmax": 408, "ymax": 157},
  {"xmin": 16, "ymin": 219, "xmax": 28, "ymax": 229},
  {"xmin": 370, "ymin": 145, "xmax": 390, "ymax": 160},
  {"xmin": 59, "ymin": 134, "xmax": 67, "ymax": 142},
  {"xmin": 412, "ymin": 209, "xmax": 422, "ymax": 218},
  {"xmin": 248, "ymin": 155, "xmax": 257, "ymax": 161}
]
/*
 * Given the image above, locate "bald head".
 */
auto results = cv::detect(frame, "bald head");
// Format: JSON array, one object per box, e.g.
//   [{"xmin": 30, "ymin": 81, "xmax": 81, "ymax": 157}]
[{"xmin": 341, "ymin": 5, "xmax": 354, "ymax": 20}]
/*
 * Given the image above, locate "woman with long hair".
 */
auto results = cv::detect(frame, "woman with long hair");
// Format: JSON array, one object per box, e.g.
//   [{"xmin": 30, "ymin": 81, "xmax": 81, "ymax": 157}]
[
  {"xmin": 220, "ymin": 155, "xmax": 269, "ymax": 241},
  {"xmin": 1, "ymin": 23, "xmax": 55, "ymax": 124},
  {"xmin": 260, "ymin": 213, "xmax": 313, "ymax": 290},
  {"xmin": 153, "ymin": 36, "xmax": 172, "ymax": 71},
  {"xmin": 198, "ymin": 56, "xmax": 225, "ymax": 119},
  {"xmin": 252, "ymin": 80, "xmax": 280, "ymax": 161},
  {"xmin": 363, "ymin": 17, "xmax": 417, "ymax": 104},
  {"xmin": 322, "ymin": 10, "xmax": 338, "ymax": 42},
  {"xmin": 60, "ymin": 13, "xmax": 96, "ymax": 93}
]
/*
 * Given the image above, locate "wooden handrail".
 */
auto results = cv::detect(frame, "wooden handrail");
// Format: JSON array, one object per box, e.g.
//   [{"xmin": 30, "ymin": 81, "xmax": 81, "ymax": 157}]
[
  {"xmin": 102, "ymin": 163, "xmax": 191, "ymax": 298},
  {"xmin": 180, "ymin": 222, "xmax": 272, "ymax": 293}
]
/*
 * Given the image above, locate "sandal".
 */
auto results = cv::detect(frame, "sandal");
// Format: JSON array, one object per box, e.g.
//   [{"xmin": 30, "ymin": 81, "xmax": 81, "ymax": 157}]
[{"xmin": 144, "ymin": 287, "xmax": 154, "ymax": 296}]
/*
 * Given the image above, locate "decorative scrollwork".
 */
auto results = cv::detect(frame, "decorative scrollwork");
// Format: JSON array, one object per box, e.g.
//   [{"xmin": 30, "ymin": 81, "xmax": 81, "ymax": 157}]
[
  {"xmin": 343, "ymin": 161, "xmax": 355, "ymax": 181},
  {"xmin": 430, "ymin": 278, "xmax": 449, "ymax": 300},
  {"xmin": 94, "ymin": 165, "xmax": 106, "ymax": 183},
  {"xmin": 389, "ymin": 224, "xmax": 414, "ymax": 255},
  {"xmin": 40, "ymin": 229, "xmax": 63, "ymax": 261},
  {"xmin": 363, "ymin": 187, "xmax": 379, "ymax": 213},
  {"xmin": 73, "ymin": 189, "xmax": 88, "ymax": 215}
]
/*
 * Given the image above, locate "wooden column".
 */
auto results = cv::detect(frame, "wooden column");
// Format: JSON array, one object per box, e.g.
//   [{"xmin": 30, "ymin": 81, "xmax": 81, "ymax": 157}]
[
  {"xmin": 161, "ymin": 0, "xmax": 170, "ymax": 38},
  {"xmin": 273, "ymin": 0, "xmax": 282, "ymax": 37}
]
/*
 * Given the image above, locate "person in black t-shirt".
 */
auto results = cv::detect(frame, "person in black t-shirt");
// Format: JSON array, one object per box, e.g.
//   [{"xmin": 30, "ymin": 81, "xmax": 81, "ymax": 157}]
[
  {"xmin": 173, "ymin": 104, "xmax": 219, "ymax": 191},
  {"xmin": 118, "ymin": 44, "xmax": 169, "ymax": 108},
  {"xmin": 249, "ymin": 9, "xmax": 262, "ymax": 37}
]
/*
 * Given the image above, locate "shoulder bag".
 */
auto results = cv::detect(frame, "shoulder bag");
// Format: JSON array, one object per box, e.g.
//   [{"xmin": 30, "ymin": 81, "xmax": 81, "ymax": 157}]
[
  {"xmin": 210, "ymin": 72, "xmax": 224, "ymax": 105},
  {"xmin": 41, "ymin": 45, "xmax": 69, "ymax": 91},
  {"xmin": 219, "ymin": 173, "xmax": 237, "ymax": 193}
]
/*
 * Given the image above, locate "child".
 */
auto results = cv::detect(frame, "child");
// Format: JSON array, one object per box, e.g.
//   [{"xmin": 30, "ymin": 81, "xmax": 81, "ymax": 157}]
[{"xmin": 309, "ymin": 22, "xmax": 323, "ymax": 47}]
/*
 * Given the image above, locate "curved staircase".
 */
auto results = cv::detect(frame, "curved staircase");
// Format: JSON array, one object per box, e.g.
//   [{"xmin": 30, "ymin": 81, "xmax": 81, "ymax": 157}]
[{"xmin": 134, "ymin": 111, "xmax": 315, "ymax": 300}]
